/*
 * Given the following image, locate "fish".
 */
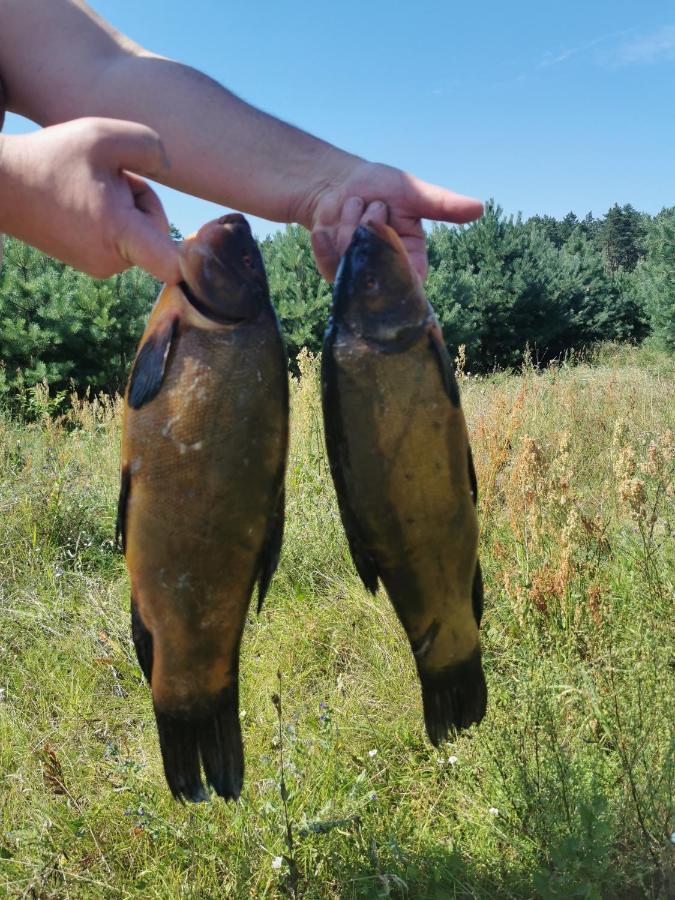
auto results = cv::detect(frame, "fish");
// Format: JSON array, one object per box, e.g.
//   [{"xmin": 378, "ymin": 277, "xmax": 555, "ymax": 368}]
[
  {"xmin": 117, "ymin": 214, "xmax": 288, "ymax": 801},
  {"xmin": 321, "ymin": 221, "xmax": 487, "ymax": 746}
]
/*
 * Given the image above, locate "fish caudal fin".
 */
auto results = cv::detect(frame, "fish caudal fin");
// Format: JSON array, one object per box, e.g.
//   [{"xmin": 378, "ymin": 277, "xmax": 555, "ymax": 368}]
[
  {"xmin": 420, "ymin": 649, "xmax": 487, "ymax": 746},
  {"xmin": 153, "ymin": 684, "xmax": 243, "ymax": 803}
]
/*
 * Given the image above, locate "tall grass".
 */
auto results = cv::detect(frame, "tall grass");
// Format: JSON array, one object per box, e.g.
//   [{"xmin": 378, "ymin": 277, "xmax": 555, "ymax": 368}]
[{"xmin": 0, "ymin": 345, "xmax": 673, "ymax": 898}]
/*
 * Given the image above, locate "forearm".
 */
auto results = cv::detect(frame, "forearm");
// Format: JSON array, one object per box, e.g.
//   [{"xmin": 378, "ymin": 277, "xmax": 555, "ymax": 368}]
[
  {"xmin": 76, "ymin": 54, "xmax": 361, "ymax": 226},
  {"xmin": 0, "ymin": 0, "xmax": 359, "ymax": 226}
]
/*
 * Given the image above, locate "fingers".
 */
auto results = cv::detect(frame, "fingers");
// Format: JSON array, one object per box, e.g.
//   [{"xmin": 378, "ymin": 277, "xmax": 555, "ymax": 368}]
[
  {"xmin": 115, "ymin": 173, "xmax": 180, "ymax": 283},
  {"xmin": 313, "ymin": 196, "xmax": 390, "ymax": 281},
  {"xmin": 125, "ymin": 171, "xmax": 170, "ymax": 232},
  {"xmin": 336, "ymin": 196, "xmax": 365, "ymax": 256},
  {"xmin": 403, "ymin": 173, "xmax": 483, "ymax": 224},
  {"xmin": 311, "ymin": 227, "xmax": 337, "ymax": 282},
  {"xmin": 360, "ymin": 200, "xmax": 387, "ymax": 229},
  {"xmin": 91, "ymin": 118, "xmax": 171, "ymax": 180}
]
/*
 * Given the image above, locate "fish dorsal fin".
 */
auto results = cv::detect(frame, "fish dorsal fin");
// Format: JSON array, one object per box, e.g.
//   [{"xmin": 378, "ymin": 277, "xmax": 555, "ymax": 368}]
[
  {"xmin": 256, "ymin": 487, "xmax": 285, "ymax": 614},
  {"xmin": 127, "ymin": 315, "xmax": 178, "ymax": 410},
  {"xmin": 428, "ymin": 324, "xmax": 461, "ymax": 408}
]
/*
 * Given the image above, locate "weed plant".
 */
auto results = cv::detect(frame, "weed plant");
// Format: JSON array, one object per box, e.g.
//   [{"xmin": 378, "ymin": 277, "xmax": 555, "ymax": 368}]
[{"xmin": 0, "ymin": 345, "xmax": 673, "ymax": 898}]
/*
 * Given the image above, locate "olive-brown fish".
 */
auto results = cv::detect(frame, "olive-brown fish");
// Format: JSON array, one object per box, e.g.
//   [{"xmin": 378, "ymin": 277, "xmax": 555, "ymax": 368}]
[
  {"xmin": 322, "ymin": 221, "xmax": 486, "ymax": 745},
  {"xmin": 117, "ymin": 214, "xmax": 288, "ymax": 801}
]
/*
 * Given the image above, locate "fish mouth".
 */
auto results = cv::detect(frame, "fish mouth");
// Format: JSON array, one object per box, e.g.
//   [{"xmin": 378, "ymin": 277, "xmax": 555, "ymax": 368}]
[{"xmin": 178, "ymin": 214, "xmax": 267, "ymax": 323}]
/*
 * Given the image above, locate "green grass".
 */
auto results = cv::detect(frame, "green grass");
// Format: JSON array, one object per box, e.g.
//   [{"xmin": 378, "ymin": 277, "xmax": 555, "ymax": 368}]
[{"xmin": 0, "ymin": 345, "xmax": 673, "ymax": 898}]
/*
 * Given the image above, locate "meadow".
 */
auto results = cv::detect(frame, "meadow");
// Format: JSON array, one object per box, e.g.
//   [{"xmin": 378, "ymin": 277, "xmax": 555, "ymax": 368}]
[{"xmin": 0, "ymin": 344, "xmax": 672, "ymax": 898}]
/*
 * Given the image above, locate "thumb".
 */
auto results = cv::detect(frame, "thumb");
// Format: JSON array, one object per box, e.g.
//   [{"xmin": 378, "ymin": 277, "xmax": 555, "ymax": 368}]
[
  {"xmin": 403, "ymin": 173, "xmax": 483, "ymax": 224},
  {"xmin": 93, "ymin": 118, "xmax": 171, "ymax": 180},
  {"xmin": 118, "ymin": 215, "xmax": 181, "ymax": 283},
  {"xmin": 115, "ymin": 172, "xmax": 181, "ymax": 283}
]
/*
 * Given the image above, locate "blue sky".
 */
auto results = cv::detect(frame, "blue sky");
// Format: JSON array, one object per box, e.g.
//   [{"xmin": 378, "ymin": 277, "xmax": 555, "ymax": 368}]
[{"xmin": 4, "ymin": 0, "xmax": 674, "ymax": 239}]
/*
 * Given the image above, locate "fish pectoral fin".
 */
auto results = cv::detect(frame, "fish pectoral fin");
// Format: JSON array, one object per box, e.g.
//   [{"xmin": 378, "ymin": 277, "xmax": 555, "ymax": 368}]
[
  {"xmin": 127, "ymin": 314, "xmax": 178, "ymax": 410},
  {"xmin": 256, "ymin": 486, "xmax": 285, "ymax": 614},
  {"xmin": 428, "ymin": 325, "xmax": 461, "ymax": 408}
]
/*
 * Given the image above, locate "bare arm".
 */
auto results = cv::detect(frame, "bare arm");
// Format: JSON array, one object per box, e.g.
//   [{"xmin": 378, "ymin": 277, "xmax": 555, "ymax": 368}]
[{"xmin": 0, "ymin": 0, "xmax": 483, "ymax": 280}]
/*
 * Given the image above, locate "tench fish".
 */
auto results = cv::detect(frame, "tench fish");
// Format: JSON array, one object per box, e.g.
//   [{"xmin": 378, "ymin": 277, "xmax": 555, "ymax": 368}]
[
  {"xmin": 117, "ymin": 214, "xmax": 288, "ymax": 801},
  {"xmin": 321, "ymin": 221, "xmax": 486, "ymax": 745}
]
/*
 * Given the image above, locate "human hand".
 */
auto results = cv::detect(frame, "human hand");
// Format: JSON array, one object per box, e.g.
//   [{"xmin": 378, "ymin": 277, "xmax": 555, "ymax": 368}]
[
  {"xmin": 0, "ymin": 117, "xmax": 180, "ymax": 282},
  {"xmin": 301, "ymin": 160, "xmax": 483, "ymax": 282}
]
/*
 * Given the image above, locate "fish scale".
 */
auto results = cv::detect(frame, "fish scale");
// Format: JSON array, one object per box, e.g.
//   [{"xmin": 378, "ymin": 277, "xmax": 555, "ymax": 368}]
[
  {"xmin": 322, "ymin": 220, "xmax": 487, "ymax": 745},
  {"xmin": 118, "ymin": 214, "xmax": 288, "ymax": 802}
]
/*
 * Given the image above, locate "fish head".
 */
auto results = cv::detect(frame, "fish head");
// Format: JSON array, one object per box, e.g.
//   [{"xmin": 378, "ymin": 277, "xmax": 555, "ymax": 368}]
[
  {"xmin": 178, "ymin": 214, "xmax": 268, "ymax": 323},
  {"xmin": 333, "ymin": 221, "xmax": 429, "ymax": 344}
]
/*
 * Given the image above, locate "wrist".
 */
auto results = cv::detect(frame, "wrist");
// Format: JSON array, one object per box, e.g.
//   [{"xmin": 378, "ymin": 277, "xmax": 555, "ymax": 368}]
[{"xmin": 287, "ymin": 143, "xmax": 364, "ymax": 229}]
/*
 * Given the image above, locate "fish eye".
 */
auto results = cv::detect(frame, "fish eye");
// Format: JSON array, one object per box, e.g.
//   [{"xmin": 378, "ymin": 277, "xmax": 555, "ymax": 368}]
[
  {"xmin": 242, "ymin": 254, "xmax": 253, "ymax": 267},
  {"xmin": 365, "ymin": 275, "xmax": 379, "ymax": 291}
]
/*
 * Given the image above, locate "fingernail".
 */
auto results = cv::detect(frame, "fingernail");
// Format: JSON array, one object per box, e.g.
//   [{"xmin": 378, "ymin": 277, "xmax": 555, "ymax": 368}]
[{"xmin": 345, "ymin": 197, "xmax": 364, "ymax": 214}]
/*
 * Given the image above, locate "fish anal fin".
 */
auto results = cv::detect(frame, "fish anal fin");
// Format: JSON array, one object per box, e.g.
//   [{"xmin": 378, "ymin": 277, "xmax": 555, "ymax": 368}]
[
  {"xmin": 468, "ymin": 445, "xmax": 478, "ymax": 505},
  {"xmin": 472, "ymin": 559, "xmax": 484, "ymax": 627},
  {"xmin": 257, "ymin": 487, "xmax": 285, "ymax": 614},
  {"xmin": 348, "ymin": 540, "xmax": 379, "ymax": 594},
  {"xmin": 131, "ymin": 596, "xmax": 154, "ymax": 682},
  {"xmin": 428, "ymin": 325, "xmax": 461, "ymax": 408},
  {"xmin": 116, "ymin": 465, "xmax": 131, "ymax": 552},
  {"xmin": 127, "ymin": 315, "xmax": 178, "ymax": 410}
]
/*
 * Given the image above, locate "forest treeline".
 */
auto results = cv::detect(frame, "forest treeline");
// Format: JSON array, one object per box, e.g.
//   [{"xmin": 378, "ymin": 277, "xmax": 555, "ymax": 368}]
[{"xmin": 0, "ymin": 201, "xmax": 672, "ymax": 410}]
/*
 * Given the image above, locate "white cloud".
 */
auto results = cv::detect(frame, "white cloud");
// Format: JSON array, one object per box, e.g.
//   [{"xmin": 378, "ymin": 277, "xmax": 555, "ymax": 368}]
[
  {"xmin": 539, "ymin": 28, "xmax": 636, "ymax": 70},
  {"xmin": 612, "ymin": 24, "xmax": 675, "ymax": 65}
]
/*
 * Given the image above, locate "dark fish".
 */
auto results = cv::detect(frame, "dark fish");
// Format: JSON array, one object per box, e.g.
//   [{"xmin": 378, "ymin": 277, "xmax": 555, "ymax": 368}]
[
  {"xmin": 117, "ymin": 214, "xmax": 288, "ymax": 801},
  {"xmin": 322, "ymin": 221, "xmax": 486, "ymax": 745}
]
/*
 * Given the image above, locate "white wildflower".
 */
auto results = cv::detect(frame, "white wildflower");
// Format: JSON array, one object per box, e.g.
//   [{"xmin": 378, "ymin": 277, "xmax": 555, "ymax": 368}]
[
  {"xmin": 489, "ymin": 807, "xmax": 499, "ymax": 816},
  {"xmin": 271, "ymin": 856, "xmax": 283, "ymax": 870},
  {"xmin": 368, "ymin": 749, "xmax": 378, "ymax": 758},
  {"xmin": 448, "ymin": 755, "xmax": 458, "ymax": 766}
]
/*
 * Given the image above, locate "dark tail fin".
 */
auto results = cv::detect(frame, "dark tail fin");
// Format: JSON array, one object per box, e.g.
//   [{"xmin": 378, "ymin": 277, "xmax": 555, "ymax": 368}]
[
  {"xmin": 153, "ymin": 683, "xmax": 243, "ymax": 803},
  {"xmin": 419, "ymin": 649, "xmax": 487, "ymax": 746}
]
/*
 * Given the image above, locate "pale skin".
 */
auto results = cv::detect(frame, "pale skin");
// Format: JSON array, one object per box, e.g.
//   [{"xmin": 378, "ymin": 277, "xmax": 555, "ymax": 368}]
[{"xmin": 0, "ymin": 0, "xmax": 483, "ymax": 283}]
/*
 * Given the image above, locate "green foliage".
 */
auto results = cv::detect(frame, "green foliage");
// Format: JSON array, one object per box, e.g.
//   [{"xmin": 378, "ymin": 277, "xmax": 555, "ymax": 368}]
[
  {"xmin": 0, "ymin": 346, "xmax": 672, "ymax": 897},
  {"xmin": 631, "ymin": 207, "xmax": 675, "ymax": 352},
  {"xmin": 425, "ymin": 202, "xmax": 650, "ymax": 372},
  {"xmin": 0, "ymin": 202, "xmax": 671, "ymax": 412},
  {"xmin": 0, "ymin": 235, "xmax": 158, "ymax": 411},
  {"xmin": 597, "ymin": 203, "xmax": 646, "ymax": 273},
  {"xmin": 261, "ymin": 225, "xmax": 332, "ymax": 364}
]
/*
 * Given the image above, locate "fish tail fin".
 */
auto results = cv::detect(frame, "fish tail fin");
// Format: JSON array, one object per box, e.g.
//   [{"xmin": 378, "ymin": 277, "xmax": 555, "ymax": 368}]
[
  {"xmin": 419, "ymin": 649, "xmax": 487, "ymax": 746},
  {"xmin": 153, "ymin": 683, "xmax": 243, "ymax": 803}
]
